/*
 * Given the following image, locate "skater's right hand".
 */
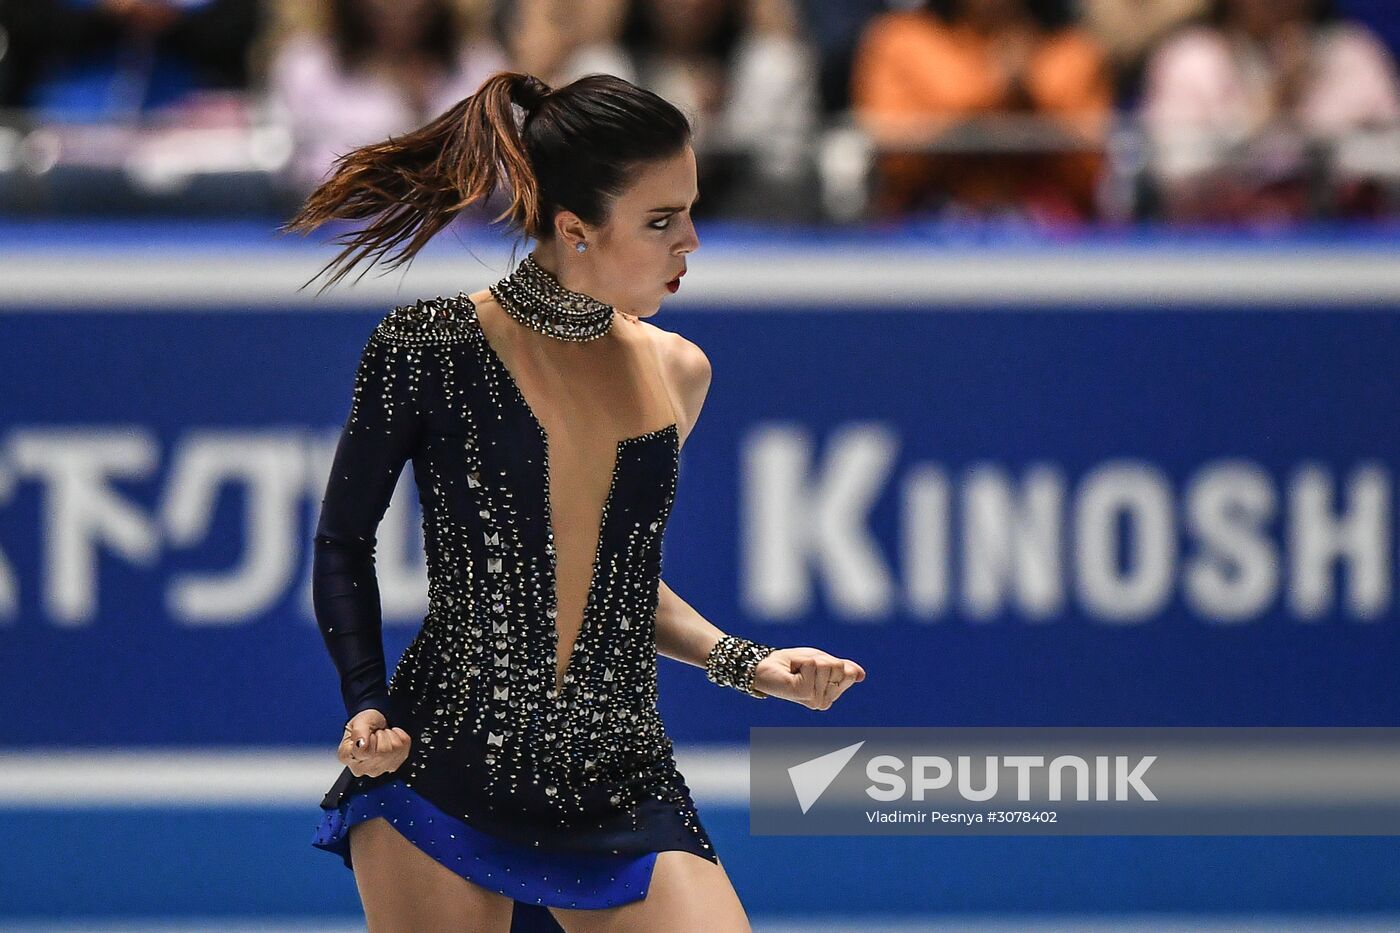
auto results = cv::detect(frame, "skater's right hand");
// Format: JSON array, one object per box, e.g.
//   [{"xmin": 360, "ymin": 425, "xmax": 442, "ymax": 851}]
[{"xmin": 339, "ymin": 709, "xmax": 412, "ymax": 778}]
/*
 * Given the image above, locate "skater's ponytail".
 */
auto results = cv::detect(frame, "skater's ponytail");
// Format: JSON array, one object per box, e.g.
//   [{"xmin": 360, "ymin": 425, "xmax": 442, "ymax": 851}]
[{"xmin": 282, "ymin": 71, "xmax": 692, "ymax": 293}]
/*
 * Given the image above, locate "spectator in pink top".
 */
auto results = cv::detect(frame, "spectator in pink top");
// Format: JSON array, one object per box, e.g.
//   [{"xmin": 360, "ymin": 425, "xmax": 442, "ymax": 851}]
[
  {"xmin": 1141, "ymin": 0, "xmax": 1400, "ymax": 222},
  {"xmin": 267, "ymin": 0, "xmax": 506, "ymax": 193}
]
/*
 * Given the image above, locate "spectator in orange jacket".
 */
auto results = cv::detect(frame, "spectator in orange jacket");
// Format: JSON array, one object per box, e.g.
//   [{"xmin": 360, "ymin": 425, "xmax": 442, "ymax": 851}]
[{"xmin": 851, "ymin": 0, "xmax": 1112, "ymax": 222}]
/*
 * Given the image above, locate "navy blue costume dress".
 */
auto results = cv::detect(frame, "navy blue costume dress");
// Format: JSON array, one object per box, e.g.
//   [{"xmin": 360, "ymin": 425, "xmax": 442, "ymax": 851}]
[{"xmin": 309, "ymin": 293, "xmax": 718, "ymax": 924}]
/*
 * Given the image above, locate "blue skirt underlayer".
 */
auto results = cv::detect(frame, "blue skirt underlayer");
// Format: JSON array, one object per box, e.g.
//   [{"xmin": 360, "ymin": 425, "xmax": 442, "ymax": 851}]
[{"xmin": 312, "ymin": 777, "xmax": 660, "ymax": 911}]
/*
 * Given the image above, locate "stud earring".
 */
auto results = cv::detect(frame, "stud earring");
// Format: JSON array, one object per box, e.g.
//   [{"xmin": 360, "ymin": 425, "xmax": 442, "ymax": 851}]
[{"xmin": 575, "ymin": 242, "xmax": 587, "ymax": 253}]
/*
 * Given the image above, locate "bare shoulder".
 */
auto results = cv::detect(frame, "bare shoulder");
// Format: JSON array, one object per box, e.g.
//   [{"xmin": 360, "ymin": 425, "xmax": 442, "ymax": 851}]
[
  {"xmin": 638, "ymin": 319, "xmax": 711, "ymax": 396},
  {"xmin": 636, "ymin": 319, "xmax": 713, "ymax": 443}
]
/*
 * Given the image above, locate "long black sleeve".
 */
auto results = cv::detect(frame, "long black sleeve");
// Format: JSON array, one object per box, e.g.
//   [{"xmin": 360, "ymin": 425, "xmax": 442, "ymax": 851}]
[{"xmin": 313, "ymin": 330, "xmax": 424, "ymax": 726}]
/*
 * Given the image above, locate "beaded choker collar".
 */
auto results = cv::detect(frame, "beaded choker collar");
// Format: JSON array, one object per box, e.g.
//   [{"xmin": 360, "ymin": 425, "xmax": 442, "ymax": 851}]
[{"xmin": 487, "ymin": 253, "xmax": 615, "ymax": 342}]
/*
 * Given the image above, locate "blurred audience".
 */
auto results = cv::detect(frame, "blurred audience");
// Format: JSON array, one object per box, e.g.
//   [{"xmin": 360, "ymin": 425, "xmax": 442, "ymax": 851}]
[
  {"xmin": 1341, "ymin": 0, "xmax": 1400, "ymax": 64},
  {"xmin": 266, "ymin": 0, "xmax": 505, "ymax": 193},
  {"xmin": 1141, "ymin": 0, "xmax": 1400, "ymax": 223},
  {"xmin": 629, "ymin": 0, "xmax": 745, "ymax": 155},
  {"xmin": 851, "ymin": 0, "xmax": 1112, "ymax": 222},
  {"xmin": 3, "ymin": 0, "xmax": 1400, "ymax": 225},
  {"xmin": 795, "ymin": 0, "xmax": 887, "ymax": 116},
  {"xmin": 1077, "ymin": 0, "xmax": 1208, "ymax": 102},
  {"xmin": 719, "ymin": 0, "xmax": 821, "ymax": 195},
  {"xmin": 0, "ymin": 0, "xmax": 259, "ymax": 122},
  {"xmin": 494, "ymin": 0, "xmax": 638, "ymax": 86},
  {"xmin": 629, "ymin": 0, "xmax": 820, "ymax": 217}
]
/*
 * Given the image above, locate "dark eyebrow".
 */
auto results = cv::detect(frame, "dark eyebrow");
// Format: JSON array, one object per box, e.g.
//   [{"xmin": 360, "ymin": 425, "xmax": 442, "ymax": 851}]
[{"xmin": 647, "ymin": 193, "xmax": 701, "ymax": 215}]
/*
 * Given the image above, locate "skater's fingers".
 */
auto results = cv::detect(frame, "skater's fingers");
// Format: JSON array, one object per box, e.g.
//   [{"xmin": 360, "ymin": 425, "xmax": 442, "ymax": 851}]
[{"xmin": 817, "ymin": 661, "xmax": 834, "ymax": 706}]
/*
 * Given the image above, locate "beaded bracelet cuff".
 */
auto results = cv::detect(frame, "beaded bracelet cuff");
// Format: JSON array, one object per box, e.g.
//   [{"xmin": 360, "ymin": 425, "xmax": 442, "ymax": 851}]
[{"xmin": 705, "ymin": 634, "xmax": 777, "ymax": 699}]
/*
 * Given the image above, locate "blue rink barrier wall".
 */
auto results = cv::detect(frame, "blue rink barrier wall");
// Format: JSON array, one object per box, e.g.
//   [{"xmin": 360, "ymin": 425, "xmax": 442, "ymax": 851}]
[{"xmin": 1, "ymin": 224, "xmax": 1399, "ymax": 922}]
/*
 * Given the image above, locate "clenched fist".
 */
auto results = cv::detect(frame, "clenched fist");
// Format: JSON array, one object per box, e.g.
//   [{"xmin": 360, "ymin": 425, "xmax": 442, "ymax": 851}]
[
  {"xmin": 339, "ymin": 708, "xmax": 412, "ymax": 778},
  {"xmin": 752, "ymin": 647, "xmax": 865, "ymax": 710}
]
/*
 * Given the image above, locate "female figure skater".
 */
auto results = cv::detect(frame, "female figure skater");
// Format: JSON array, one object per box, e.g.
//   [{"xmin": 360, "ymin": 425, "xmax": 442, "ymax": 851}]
[{"xmin": 287, "ymin": 71, "xmax": 866, "ymax": 932}]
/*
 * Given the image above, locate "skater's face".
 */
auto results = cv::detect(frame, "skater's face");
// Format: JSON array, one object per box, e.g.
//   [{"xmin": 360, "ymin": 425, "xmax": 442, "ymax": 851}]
[{"xmin": 588, "ymin": 145, "xmax": 700, "ymax": 317}]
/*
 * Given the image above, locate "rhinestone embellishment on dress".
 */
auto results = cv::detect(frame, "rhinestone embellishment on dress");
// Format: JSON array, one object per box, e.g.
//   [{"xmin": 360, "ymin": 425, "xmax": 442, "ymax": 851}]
[{"xmin": 325, "ymin": 292, "xmax": 713, "ymax": 857}]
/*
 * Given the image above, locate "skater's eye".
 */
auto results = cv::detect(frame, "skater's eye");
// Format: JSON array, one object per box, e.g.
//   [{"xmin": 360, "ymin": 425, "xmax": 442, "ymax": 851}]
[{"xmin": 646, "ymin": 193, "xmax": 699, "ymax": 231}]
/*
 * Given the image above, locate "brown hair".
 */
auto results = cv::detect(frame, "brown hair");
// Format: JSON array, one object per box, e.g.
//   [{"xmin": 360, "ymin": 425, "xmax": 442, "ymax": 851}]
[{"xmin": 281, "ymin": 71, "xmax": 693, "ymax": 293}]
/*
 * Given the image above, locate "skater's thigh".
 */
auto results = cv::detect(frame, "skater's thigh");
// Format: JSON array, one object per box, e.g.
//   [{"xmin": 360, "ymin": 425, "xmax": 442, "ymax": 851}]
[
  {"xmin": 349, "ymin": 815, "xmax": 516, "ymax": 933},
  {"xmin": 547, "ymin": 849, "xmax": 750, "ymax": 933}
]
